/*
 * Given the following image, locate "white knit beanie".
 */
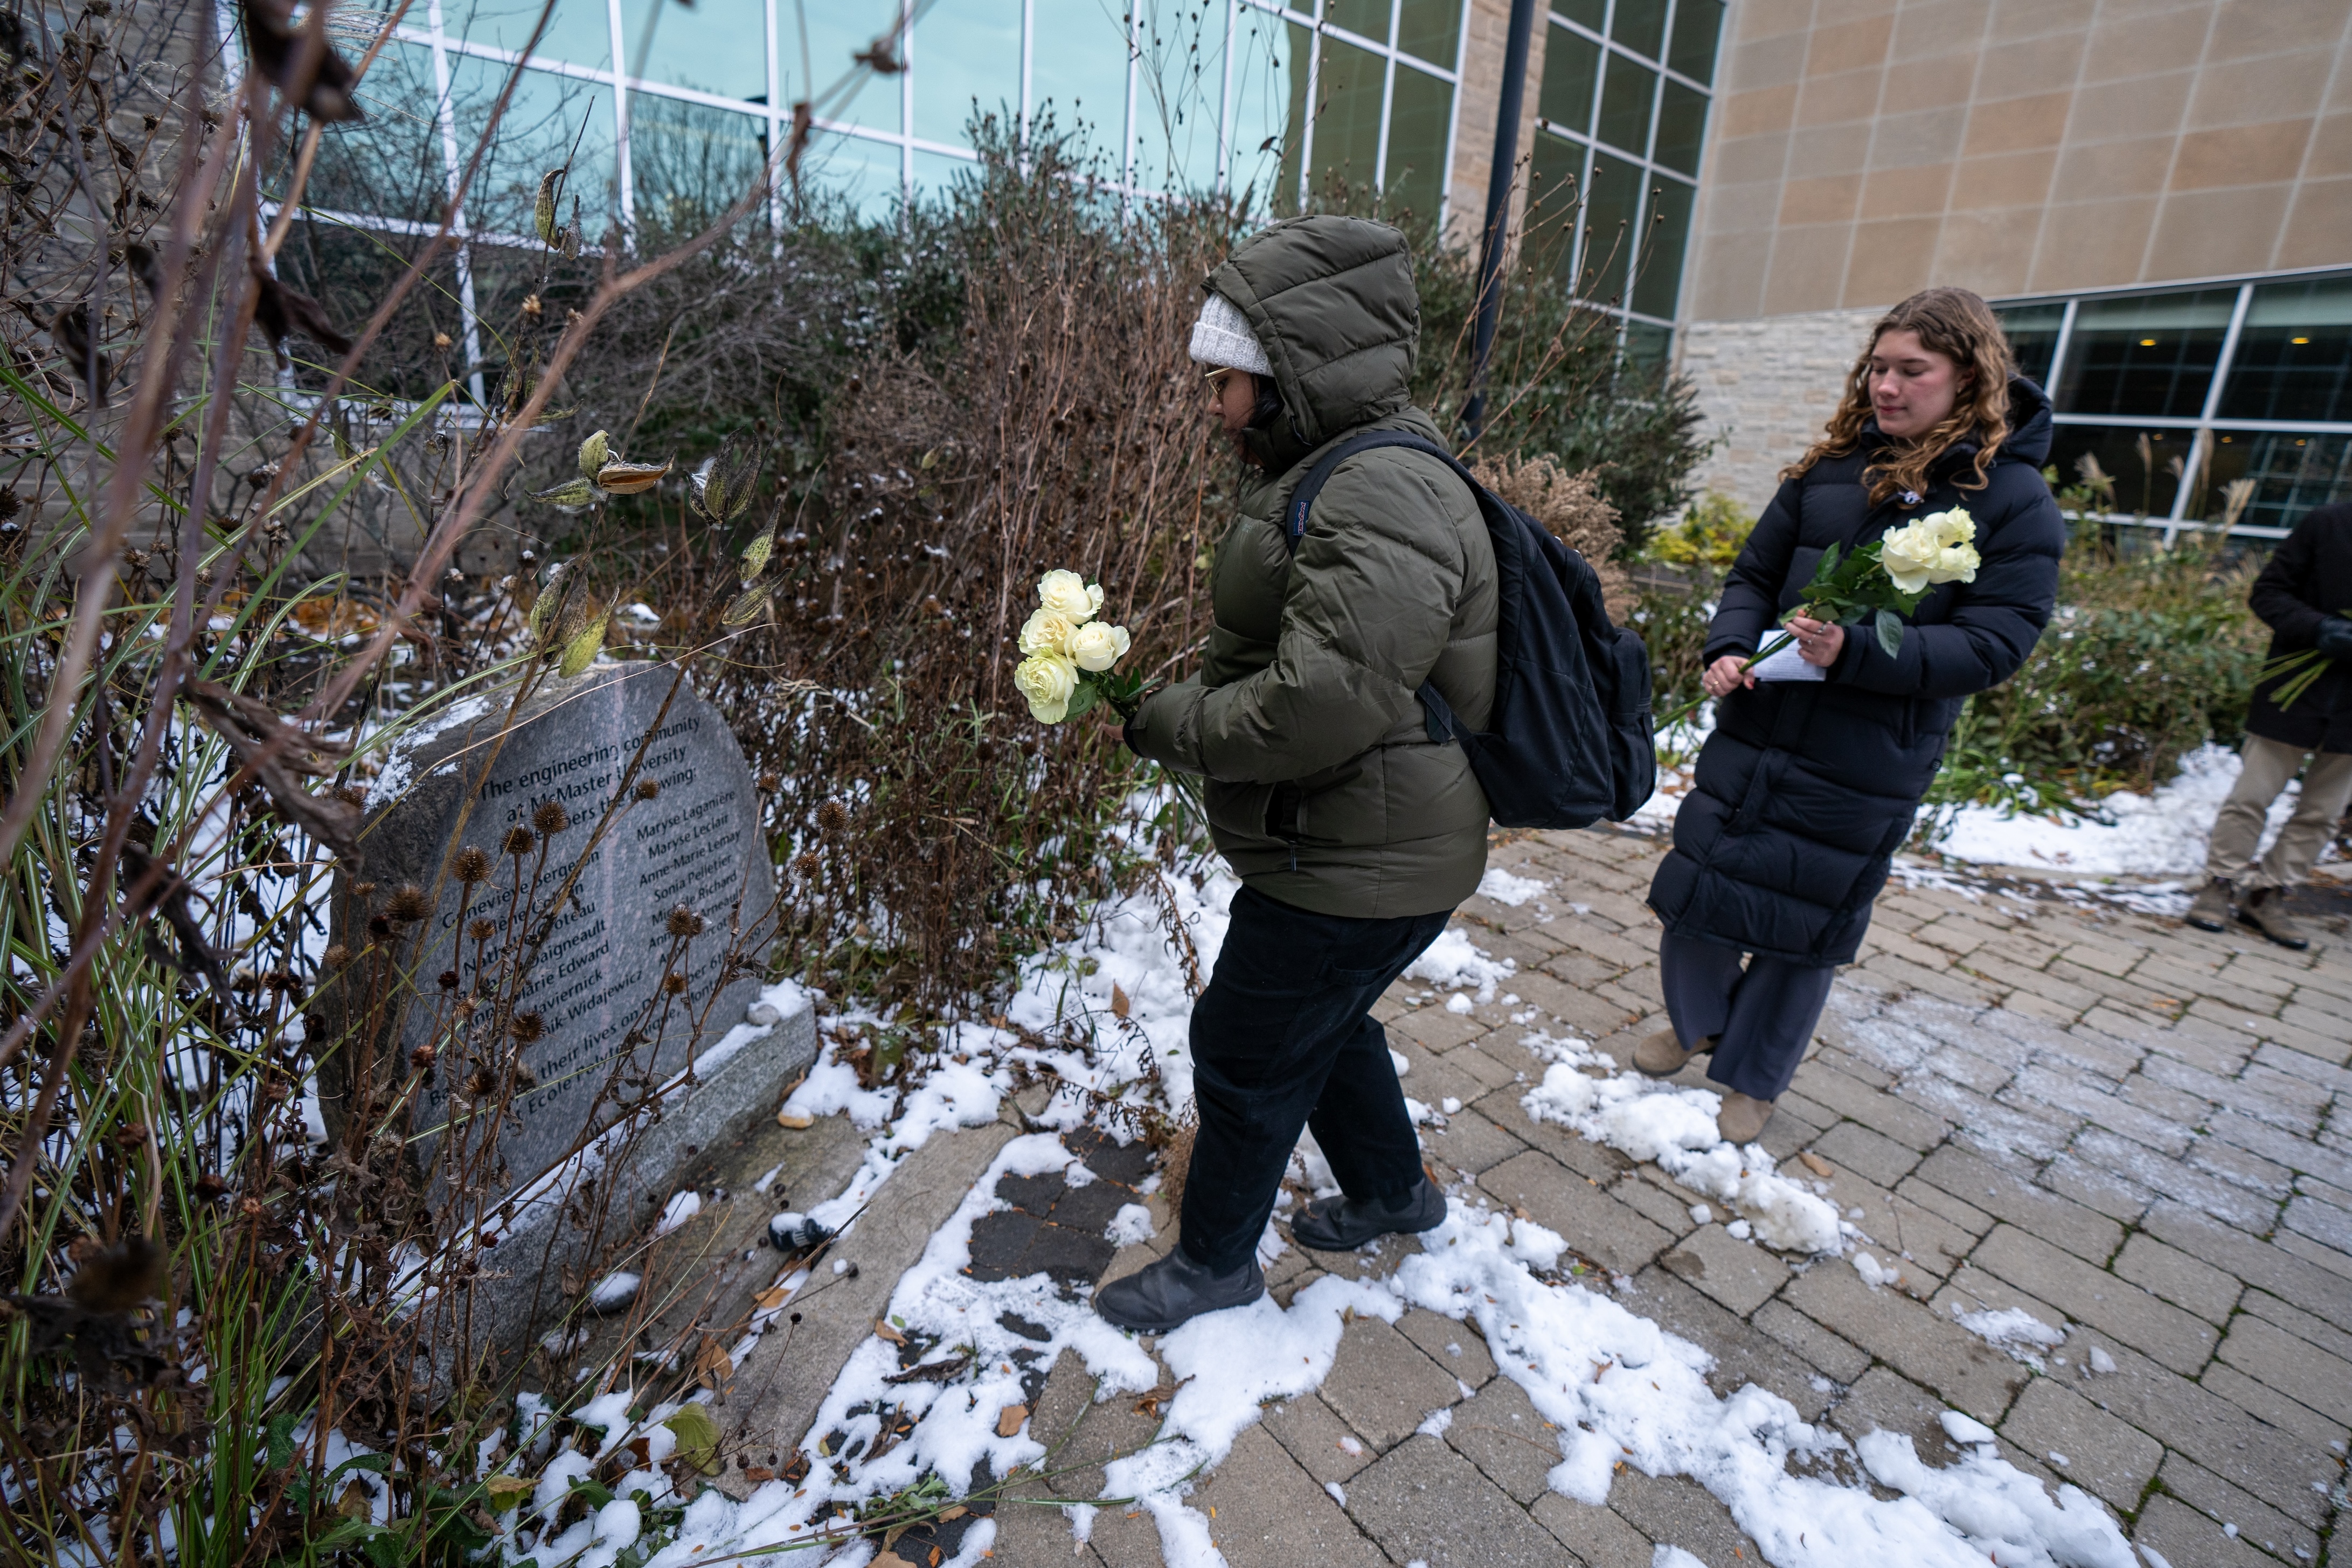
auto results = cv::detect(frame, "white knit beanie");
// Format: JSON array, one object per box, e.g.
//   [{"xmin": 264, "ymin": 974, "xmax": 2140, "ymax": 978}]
[{"xmin": 1188, "ymin": 292, "xmax": 1272, "ymax": 376}]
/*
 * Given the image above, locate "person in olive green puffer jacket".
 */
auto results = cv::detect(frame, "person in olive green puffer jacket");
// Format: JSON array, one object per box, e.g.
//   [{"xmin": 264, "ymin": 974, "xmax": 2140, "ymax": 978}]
[{"xmin": 1094, "ymin": 215, "xmax": 1498, "ymax": 1335}]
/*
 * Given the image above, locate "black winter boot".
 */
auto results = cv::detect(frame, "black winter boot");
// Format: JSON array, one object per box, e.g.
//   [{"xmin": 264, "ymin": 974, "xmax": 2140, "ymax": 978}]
[
  {"xmin": 1093, "ymin": 1246, "xmax": 1265, "ymax": 1333},
  {"xmin": 1290, "ymin": 1176, "xmax": 1448, "ymax": 1252}
]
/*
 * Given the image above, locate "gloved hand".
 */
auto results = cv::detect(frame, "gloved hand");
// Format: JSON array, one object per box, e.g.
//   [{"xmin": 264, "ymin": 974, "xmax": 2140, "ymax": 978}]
[{"xmin": 2318, "ymin": 615, "xmax": 2352, "ymax": 660}]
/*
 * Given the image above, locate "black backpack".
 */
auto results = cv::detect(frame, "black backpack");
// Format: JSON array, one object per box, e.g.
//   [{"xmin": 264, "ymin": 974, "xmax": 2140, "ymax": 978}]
[{"xmin": 1281, "ymin": 431, "xmax": 1654, "ymax": 830}]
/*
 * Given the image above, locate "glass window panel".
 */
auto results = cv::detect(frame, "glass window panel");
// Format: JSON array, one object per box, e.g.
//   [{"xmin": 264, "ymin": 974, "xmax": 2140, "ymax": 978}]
[
  {"xmin": 1132, "ymin": 0, "xmax": 1227, "ymax": 195},
  {"xmin": 793, "ymin": 128, "xmax": 903, "ymax": 221},
  {"xmin": 2196, "ymin": 431, "xmax": 2352, "ymax": 532},
  {"xmin": 1397, "ymin": 0, "xmax": 1463, "ymax": 67},
  {"xmin": 1995, "ymin": 302, "xmax": 2065, "ymax": 386},
  {"xmin": 2219, "ymin": 275, "xmax": 2352, "ymax": 425},
  {"xmin": 2046, "ymin": 425, "xmax": 2193, "ymax": 518},
  {"xmin": 439, "ymin": 0, "xmax": 613, "ymax": 71},
  {"xmin": 1551, "ymin": 0, "xmax": 1605, "ymax": 33},
  {"xmin": 449, "ymin": 57, "xmax": 621, "ymax": 233},
  {"xmin": 912, "ymin": 0, "xmax": 1022, "ymax": 147},
  {"xmin": 316, "ymin": 41, "xmax": 450, "ymax": 224},
  {"xmin": 1631, "ymin": 173, "xmax": 1690, "ymax": 319},
  {"xmin": 911, "ymin": 146, "xmax": 978, "ymax": 201},
  {"xmin": 1522, "ymin": 130, "xmax": 1585, "ymax": 282},
  {"xmin": 1029, "ymin": 0, "xmax": 1131, "ymax": 152},
  {"xmin": 1667, "ymin": 0, "xmax": 1723, "ymax": 83},
  {"xmin": 1326, "ymin": 0, "xmax": 1392, "ymax": 45},
  {"xmin": 1383, "ymin": 62, "xmax": 1451, "ymax": 224},
  {"xmin": 2055, "ymin": 289, "xmax": 2238, "ymax": 419},
  {"xmin": 1307, "ymin": 37, "xmax": 1385, "ymax": 205},
  {"xmin": 1541, "ymin": 24, "xmax": 1598, "ymax": 133},
  {"xmin": 1652, "ymin": 75, "xmax": 1704, "ymax": 174},
  {"xmin": 1611, "ymin": 0, "xmax": 1668, "ymax": 59},
  {"xmin": 627, "ymin": 94, "xmax": 770, "ymax": 227},
  {"xmin": 1577, "ymin": 148, "xmax": 1640, "ymax": 303},
  {"xmin": 788, "ymin": 0, "xmax": 903, "ymax": 135},
  {"xmin": 1625, "ymin": 318, "xmax": 1672, "ymax": 373},
  {"xmin": 1597, "ymin": 52, "xmax": 1656, "ymax": 155},
  {"xmin": 621, "ymin": 0, "xmax": 764, "ymax": 101},
  {"xmin": 1227, "ymin": 11, "xmax": 1308, "ymax": 213}
]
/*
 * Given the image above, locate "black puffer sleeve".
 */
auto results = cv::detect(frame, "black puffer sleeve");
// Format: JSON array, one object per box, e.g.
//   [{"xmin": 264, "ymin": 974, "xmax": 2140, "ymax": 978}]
[{"xmin": 1706, "ymin": 475, "xmax": 1806, "ymax": 663}]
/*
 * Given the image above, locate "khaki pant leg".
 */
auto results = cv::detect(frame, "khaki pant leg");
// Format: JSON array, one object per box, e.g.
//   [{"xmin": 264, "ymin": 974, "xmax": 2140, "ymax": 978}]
[
  {"xmin": 2206, "ymin": 735, "xmax": 2307, "ymax": 885},
  {"xmin": 2250, "ymin": 748, "xmax": 2352, "ymax": 892}
]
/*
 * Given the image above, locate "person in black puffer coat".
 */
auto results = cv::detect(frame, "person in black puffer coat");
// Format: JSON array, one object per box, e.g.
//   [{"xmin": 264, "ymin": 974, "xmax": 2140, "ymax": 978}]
[{"xmin": 1642, "ymin": 287, "xmax": 2066, "ymax": 1144}]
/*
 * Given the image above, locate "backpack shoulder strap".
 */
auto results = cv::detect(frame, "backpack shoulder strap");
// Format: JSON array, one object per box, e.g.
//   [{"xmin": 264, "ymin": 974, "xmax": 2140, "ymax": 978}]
[{"xmin": 1281, "ymin": 430, "xmax": 1471, "ymax": 553}]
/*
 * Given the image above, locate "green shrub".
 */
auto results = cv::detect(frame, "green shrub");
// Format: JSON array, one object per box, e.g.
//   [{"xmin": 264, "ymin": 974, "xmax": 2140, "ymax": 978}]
[{"xmin": 1630, "ymin": 492, "xmax": 1757, "ymax": 714}]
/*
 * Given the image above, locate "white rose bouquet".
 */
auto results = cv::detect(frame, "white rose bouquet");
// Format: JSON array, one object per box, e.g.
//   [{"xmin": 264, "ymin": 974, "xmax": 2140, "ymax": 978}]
[
  {"xmin": 1012, "ymin": 569, "xmax": 1139, "ymax": 724},
  {"xmin": 1664, "ymin": 508, "xmax": 1981, "ymax": 724}
]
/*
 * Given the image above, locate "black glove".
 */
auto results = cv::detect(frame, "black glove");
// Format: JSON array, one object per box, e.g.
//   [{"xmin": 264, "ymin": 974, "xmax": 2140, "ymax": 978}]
[{"xmin": 2318, "ymin": 616, "xmax": 2352, "ymax": 660}]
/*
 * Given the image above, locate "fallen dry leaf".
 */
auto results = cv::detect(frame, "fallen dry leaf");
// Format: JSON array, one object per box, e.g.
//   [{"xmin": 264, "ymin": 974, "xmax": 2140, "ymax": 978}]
[
  {"xmin": 1110, "ymin": 982, "xmax": 1130, "ymax": 1018},
  {"xmin": 692, "ymin": 1335, "xmax": 733, "ymax": 1390},
  {"xmin": 874, "ymin": 1318, "xmax": 908, "ymax": 1345},
  {"xmin": 996, "ymin": 1403, "xmax": 1028, "ymax": 1438},
  {"xmin": 1797, "ymin": 1151, "xmax": 1834, "ymax": 1178},
  {"xmin": 752, "ymin": 1286, "xmax": 790, "ymax": 1310}
]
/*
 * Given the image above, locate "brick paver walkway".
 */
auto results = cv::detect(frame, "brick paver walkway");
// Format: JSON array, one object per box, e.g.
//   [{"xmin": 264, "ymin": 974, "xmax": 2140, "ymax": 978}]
[{"xmin": 994, "ymin": 825, "xmax": 2352, "ymax": 1567}]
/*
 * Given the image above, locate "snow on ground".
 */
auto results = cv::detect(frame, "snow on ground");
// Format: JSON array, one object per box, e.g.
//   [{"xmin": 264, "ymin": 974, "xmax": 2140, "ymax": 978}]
[{"xmin": 531, "ymin": 822, "xmax": 2144, "ymax": 1568}]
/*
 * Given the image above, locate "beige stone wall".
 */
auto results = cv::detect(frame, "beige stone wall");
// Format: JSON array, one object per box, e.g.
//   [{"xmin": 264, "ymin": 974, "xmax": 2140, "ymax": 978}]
[
  {"xmin": 1680, "ymin": 306, "xmax": 1888, "ymax": 510},
  {"xmin": 1685, "ymin": 0, "xmax": 2352, "ymax": 320},
  {"xmin": 1445, "ymin": 0, "xmax": 1550, "ymax": 255}
]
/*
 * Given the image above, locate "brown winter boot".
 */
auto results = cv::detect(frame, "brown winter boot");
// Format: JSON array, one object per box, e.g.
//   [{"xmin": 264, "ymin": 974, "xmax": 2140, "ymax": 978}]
[
  {"xmin": 1633, "ymin": 1028, "xmax": 1714, "ymax": 1078},
  {"xmin": 2183, "ymin": 879, "xmax": 2232, "ymax": 933},
  {"xmin": 1717, "ymin": 1092, "xmax": 1775, "ymax": 1145},
  {"xmin": 2239, "ymin": 886, "xmax": 2311, "ymax": 950}
]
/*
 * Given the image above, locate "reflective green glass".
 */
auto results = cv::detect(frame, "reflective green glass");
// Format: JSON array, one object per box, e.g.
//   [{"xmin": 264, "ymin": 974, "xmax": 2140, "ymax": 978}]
[
  {"xmin": 450, "ymin": 57, "xmax": 621, "ymax": 232},
  {"xmin": 1227, "ymin": 12, "xmax": 1308, "ymax": 212},
  {"xmin": 1308, "ymin": 37, "xmax": 1385, "ymax": 204},
  {"xmin": 1631, "ymin": 173, "xmax": 1690, "ymax": 318},
  {"xmin": 1652, "ymin": 75, "xmax": 1703, "ymax": 174},
  {"xmin": 1397, "ymin": 0, "xmax": 1463, "ymax": 67},
  {"xmin": 911, "ymin": 146, "xmax": 979, "ymax": 200},
  {"xmin": 1383, "ymin": 62, "xmax": 1451, "ymax": 224},
  {"xmin": 1522, "ymin": 131, "xmax": 1586, "ymax": 282},
  {"xmin": 789, "ymin": 0, "xmax": 903, "ymax": 134},
  {"xmin": 2057, "ymin": 289, "xmax": 2237, "ymax": 419},
  {"xmin": 2196, "ymin": 432, "xmax": 2352, "ymax": 530},
  {"xmin": 1132, "ymin": 0, "xmax": 1229, "ymax": 194},
  {"xmin": 912, "ymin": 0, "xmax": 1023, "ymax": 146},
  {"xmin": 622, "ymin": 0, "xmax": 765, "ymax": 101},
  {"xmin": 2045, "ymin": 424, "xmax": 2191, "ymax": 517},
  {"xmin": 1595, "ymin": 51, "xmax": 1656, "ymax": 155},
  {"xmin": 1551, "ymin": 0, "xmax": 1605, "ymax": 32},
  {"xmin": 1577, "ymin": 148, "xmax": 1640, "ymax": 302},
  {"xmin": 313, "ymin": 41, "xmax": 450, "ymax": 224},
  {"xmin": 1611, "ymin": 0, "xmax": 1667, "ymax": 59},
  {"xmin": 795, "ymin": 129, "xmax": 903, "ymax": 221},
  {"xmin": 1030, "ymin": 0, "xmax": 1132, "ymax": 152},
  {"xmin": 629, "ymin": 93, "xmax": 772, "ymax": 227},
  {"xmin": 1327, "ymin": 0, "xmax": 1392, "ymax": 45},
  {"xmin": 1667, "ymin": 0, "xmax": 1723, "ymax": 84},
  {"xmin": 1995, "ymin": 302, "xmax": 2066, "ymax": 387},
  {"xmin": 445, "ymin": 0, "xmax": 613, "ymax": 71},
  {"xmin": 1540, "ymin": 25, "xmax": 1598, "ymax": 131},
  {"xmin": 2221, "ymin": 275, "xmax": 2352, "ymax": 424},
  {"xmin": 1624, "ymin": 319, "xmax": 1672, "ymax": 373}
]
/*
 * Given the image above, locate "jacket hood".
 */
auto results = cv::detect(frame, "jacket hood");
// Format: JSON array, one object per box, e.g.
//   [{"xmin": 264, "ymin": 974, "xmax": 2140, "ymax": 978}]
[
  {"xmin": 1861, "ymin": 373, "xmax": 2055, "ymax": 474},
  {"xmin": 1204, "ymin": 216, "xmax": 1420, "ymax": 471}
]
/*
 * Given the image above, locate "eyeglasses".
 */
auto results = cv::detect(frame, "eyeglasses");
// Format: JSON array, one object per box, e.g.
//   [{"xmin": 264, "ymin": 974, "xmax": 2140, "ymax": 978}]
[{"xmin": 1203, "ymin": 367, "xmax": 1241, "ymax": 393}]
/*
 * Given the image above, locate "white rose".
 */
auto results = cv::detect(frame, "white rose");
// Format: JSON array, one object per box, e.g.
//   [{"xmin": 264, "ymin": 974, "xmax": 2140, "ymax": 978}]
[
  {"xmin": 1924, "ymin": 507, "xmax": 1976, "ymax": 548},
  {"xmin": 1018, "ymin": 607, "xmax": 1079, "ymax": 658},
  {"xmin": 1878, "ymin": 521, "xmax": 1940, "ymax": 594},
  {"xmin": 1014, "ymin": 653, "xmax": 1078, "ymax": 723},
  {"xmin": 1036, "ymin": 570, "xmax": 1101, "ymax": 624},
  {"xmin": 1919, "ymin": 508, "xmax": 1980, "ymax": 584},
  {"xmin": 1067, "ymin": 620, "xmax": 1131, "ymax": 672}
]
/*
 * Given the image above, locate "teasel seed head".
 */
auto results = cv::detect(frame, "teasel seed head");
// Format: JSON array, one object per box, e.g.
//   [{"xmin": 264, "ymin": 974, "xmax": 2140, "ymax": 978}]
[
  {"xmin": 758, "ymin": 770, "xmax": 781, "ymax": 793},
  {"xmin": 634, "ymin": 778, "xmax": 661, "ymax": 801},
  {"xmin": 467, "ymin": 917, "xmax": 496, "ymax": 941},
  {"xmin": 667, "ymin": 905, "xmax": 705, "ymax": 938},
  {"xmin": 793, "ymin": 851, "xmax": 822, "ymax": 879},
  {"xmin": 352, "ymin": 880, "xmax": 377, "ymax": 898},
  {"xmin": 438, "ymin": 968, "xmax": 460, "ymax": 990},
  {"xmin": 452, "ymin": 845, "xmax": 493, "ymax": 883},
  {"xmin": 532, "ymin": 799, "xmax": 570, "ymax": 835},
  {"xmin": 510, "ymin": 1056, "xmax": 539, "ymax": 1090},
  {"xmin": 410, "ymin": 1043, "xmax": 436, "ymax": 1069},
  {"xmin": 386, "ymin": 884, "xmax": 431, "ymax": 922},
  {"xmin": 661, "ymin": 972, "xmax": 689, "ymax": 996},
  {"xmin": 816, "ymin": 800, "xmax": 849, "ymax": 832},
  {"xmin": 366, "ymin": 913, "xmax": 393, "ymax": 939},
  {"xmin": 502, "ymin": 825, "xmax": 535, "ymax": 856},
  {"xmin": 324, "ymin": 944, "xmax": 352, "ymax": 969},
  {"xmin": 510, "ymin": 1010, "xmax": 546, "ymax": 1044}
]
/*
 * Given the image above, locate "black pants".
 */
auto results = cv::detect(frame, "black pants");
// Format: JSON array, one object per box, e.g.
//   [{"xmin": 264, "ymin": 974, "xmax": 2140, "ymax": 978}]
[
  {"xmin": 1657, "ymin": 931, "xmax": 1836, "ymax": 1102},
  {"xmin": 1178, "ymin": 884, "xmax": 1451, "ymax": 1274}
]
